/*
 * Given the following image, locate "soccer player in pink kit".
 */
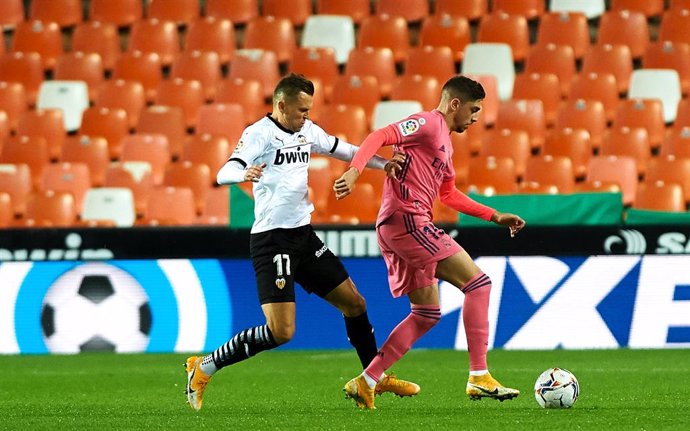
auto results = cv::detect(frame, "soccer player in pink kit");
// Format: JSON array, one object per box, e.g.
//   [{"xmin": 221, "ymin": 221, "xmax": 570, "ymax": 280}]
[{"xmin": 334, "ymin": 76, "xmax": 526, "ymax": 409}]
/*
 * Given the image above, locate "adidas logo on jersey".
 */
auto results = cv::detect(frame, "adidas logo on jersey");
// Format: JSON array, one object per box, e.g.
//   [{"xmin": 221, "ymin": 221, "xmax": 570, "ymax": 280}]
[{"xmin": 274, "ymin": 149, "xmax": 310, "ymax": 165}]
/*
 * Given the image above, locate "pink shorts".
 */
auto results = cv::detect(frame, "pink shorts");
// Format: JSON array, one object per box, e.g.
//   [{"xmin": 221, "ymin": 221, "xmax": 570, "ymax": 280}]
[{"xmin": 376, "ymin": 211, "xmax": 462, "ymax": 297}]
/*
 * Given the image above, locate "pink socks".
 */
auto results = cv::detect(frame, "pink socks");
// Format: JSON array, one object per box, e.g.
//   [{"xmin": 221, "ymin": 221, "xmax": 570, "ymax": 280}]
[{"xmin": 461, "ymin": 273, "xmax": 492, "ymax": 371}]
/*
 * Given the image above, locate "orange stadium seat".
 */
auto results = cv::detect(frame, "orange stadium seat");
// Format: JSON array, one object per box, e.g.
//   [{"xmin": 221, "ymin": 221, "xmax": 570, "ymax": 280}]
[
  {"xmin": 597, "ymin": 10, "xmax": 649, "ymax": 60},
  {"xmin": 0, "ymin": 0, "xmax": 24, "ymax": 29},
  {"xmin": 646, "ymin": 155, "xmax": 690, "ymax": 203},
  {"xmin": 72, "ymin": 21, "xmax": 121, "ymax": 72},
  {"xmin": 660, "ymin": 127, "xmax": 690, "ymax": 158},
  {"xmin": 524, "ymin": 44, "xmax": 576, "ymax": 97},
  {"xmin": 104, "ymin": 162, "xmax": 155, "ymax": 216},
  {"xmin": 492, "ymin": 0, "xmax": 544, "ymax": 20},
  {"xmin": 29, "ymin": 0, "xmax": 82, "ymax": 28},
  {"xmin": 229, "ymin": 50, "xmax": 280, "ymax": 99},
  {"xmin": 215, "ymin": 78, "xmax": 265, "ymax": 125},
  {"xmin": 477, "ymin": 12, "xmax": 529, "ymax": 63},
  {"xmin": 0, "ymin": 136, "xmax": 49, "ymax": 189},
  {"xmin": 164, "ymin": 161, "xmax": 212, "ymax": 214},
  {"xmin": 182, "ymin": 134, "xmax": 231, "ymax": 178},
  {"xmin": 643, "ymin": 41, "xmax": 690, "ymax": 97},
  {"xmin": 611, "ymin": 0, "xmax": 665, "ymax": 18},
  {"xmin": 185, "ymin": 17, "xmax": 235, "ymax": 66},
  {"xmin": 464, "ymin": 74, "xmax": 498, "ymax": 126},
  {"xmin": 112, "ymin": 51, "xmax": 163, "ymax": 103},
  {"xmin": 674, "ymin": 99, "xmax": 690, "ymax": 131},
  {"xmin": 613, "ymin": 99, "xmax": 666, "ymax": 151},
  {"xmin": 419, "ymin": 14, "xmax": 470, "ymax": 63},
  {"xmin": 147, "ymin": 0, "xmax": 199, "ymax": 27},
  {"xmin": 537, "ymin": 12, "xmax": 590, "ymax": 60},
  {"xmin": 89, "ymin": 0, "xmax": 142, "ymax": 27},
  {"xmin": 659, "ymin": 8, "xmax": 690, "ymax": 46},
  {"xmin": 670, "ymin": 0, "xmax": 690, "ymax": 9},
  {"xmin": 0, "ymin": 192, "xmax": 11, "ymax": 227},
  {"xmin": 25, "ymin": 190, "xmax": 78, "ymax": 227},
  {"xmin": 316, "ymin": 104, "xmax": 368, "ymax": 145},
  {"xmin": 495, "ymin": 99, "xmax": 546, "ymax": 152},
  {"xmin": 16, "ymin": 109, "xmax": 65, "ymax": 161},
  {"xmin": 587, "ymin": 155, "xmax": 638, "ymax": 206},
  {"xmin": 600, "ymin": 127, "xmax": 651, "ymax": 177},
  {"xmin": 261, "ymin": 0, "xmax": 312, "ymax": 27},
  {"xmin": 466, "ymin": 156, "xmax": 518, "ymax": 195},
  {"xmin": 556, "ymin": 99, "xmax": 607, "ymax": 152},
  {"xmin": 345, "ymin": 47, "xmax": 396, "ymax": 98},
  {"xmin": 435, "ymin": 0, "xmax": 488, "ymax": 22},
  {"xmin": 479, "ymin": 129, "xmax": 530, "ymax": 179},
  {"xmin": 61, "ymin": 135, "xmax": 109, "ymax": 187},
  {"xmin": 634, "ymin": 181, "xmax": 686, "ymax": 212},
  {"xmin": 450, "ymin": 133, "xmax": 472, "ymax": 186},
  {"xmin": 155, "ymin": 79, "xmax": 205, "ymax": 128},
  {"xmin": 143, "ymin": 186, "xmax": 196, "ymax": 225},
  {"xmin": 575, "ymin": 180, "xmax": 622, "ymax": 194},
  {"xmin": 11, "ymin": 20, "xmax": 62, "ymax": 71},
  {"xmin": 331, "ymin": 75, "xmax": 382, "ymax": 127},
  {"xmin": 128, "ymin": 19, "xmax": 180, "ymax": 67},
  {"xmin": 308, "ymin": 155, "xmax": 333, "ymax": 220},
  {"xmin": 137, "ymin": 106, "xmax": 186, "ymax": 160},
  {"xmin": 198, "ymin": 186, "xmax": 229, "ymax": 225},
  {"xmin": 391, "ymin": 75, "xmax": 440, "ymax": 112},
  {"xmin": 358, "ymin": 15, "xmax": 410, "ymax": 65},
  {"xmin": 0, "ymin": 111, "xmax": 8, "ymax": 144},
  {"xmin": 54, "ymin": 52, "xmax": 105, "ymax": 102},
  {"xmin": 80, "ymin": 107, "xmax": 129, "ymax": 160},
  {"xmin": 376, "ymin": 0, "xmax": 429, "ymax": 23},
  {"xmin": 327, "ymin": 182, "xmax": 378, "ymax": 224},
  {"xmin": 316, "ymin": 0, "xmax": 370, "ymax": 25},
  {"xmin": 581, "ymin": 44, "xmax": 633, "ymax": 95},
  {"xmin": 196, "ymin": 103, "xmax": 245, "ymax": 145},
  {"xmin": 525, "ymin": 155, "xmax": 576, "ymax": 194},
  {"xmin": 0, "ymin": 163, "xmax": 32, "ymax": 216},
  {"xmin": 95, "ymin": 80, "xmax": 146, "ymax": 129},
  {"xmin": 243, "ymin": 17, "xmax": 296, "ymax": 65},
  {"xmin": 0, "ymin": 81, "xmax": 28, "ymax": 131},
  {"xmin": 405, "ymin": 46, "xmax": 455, "ymax": 89},
  {"xmin": 120, "ymin": 134, "xmax": 171, "ymax": 186},
  {"xmin": 171, "ymin": 51, "xmax": 222, "ymax": 102},
  {"xmin": 568, "ymin": 72, "xmax": 620, "ymax": 123},
  {"xmin": 40, "ymin": 162, "xmax": 91, "ymax": 213},
  {"xmin": 205, "ymin": 0, "xmax": 257, "ymax": 25},
  {"xmin": 290, "ymin": 47, "xmax": 338, "ymax": 102},
  {"xmin": 542, "ymin": 128, "xmax": 593, "ymax": 179},
  {"xmin": 512, "ymin": 73, "xmax": 561, "ymax": 128}
]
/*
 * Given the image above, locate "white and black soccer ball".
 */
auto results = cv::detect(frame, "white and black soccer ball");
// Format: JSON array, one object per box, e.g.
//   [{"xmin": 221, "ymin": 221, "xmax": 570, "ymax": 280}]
[
  {"xmin": 41, "ymin": 263, "xmax": 151, "ymax": 353},
  {"xmin": 534, "ymin": 367, "xmax": 580, "ymax": 408}
]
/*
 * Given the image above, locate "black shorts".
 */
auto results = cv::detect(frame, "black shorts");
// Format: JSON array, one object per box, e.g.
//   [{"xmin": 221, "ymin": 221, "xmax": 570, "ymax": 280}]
[{"xmin": 250, "ymin": 224, "xmax": 350, "ymax": 304}]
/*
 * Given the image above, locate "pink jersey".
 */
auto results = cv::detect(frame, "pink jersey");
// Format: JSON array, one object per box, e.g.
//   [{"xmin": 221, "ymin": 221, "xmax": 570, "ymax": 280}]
[{"xmin": 377, "ymin": 110, "xmax": 454, "ymax": 225}]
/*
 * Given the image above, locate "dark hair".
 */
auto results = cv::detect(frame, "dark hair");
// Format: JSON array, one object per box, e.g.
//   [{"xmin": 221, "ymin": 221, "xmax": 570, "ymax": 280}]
[
  {"xmin": 273, "ymin": 73, "xmax": 315, "ymax": 101},
  {"xmin": 442, "ymin": 75, "xmax": 485, "ymax": 102}
]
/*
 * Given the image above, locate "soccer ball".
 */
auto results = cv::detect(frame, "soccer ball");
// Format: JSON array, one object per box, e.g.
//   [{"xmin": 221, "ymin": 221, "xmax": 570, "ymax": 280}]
[
  {"xmin": 534, "ymin": 367, "xmax": 580, "ymax": 408},
  {"xmin": 41, "ymin": 263, "xmax": 151, "ymax": 353}
]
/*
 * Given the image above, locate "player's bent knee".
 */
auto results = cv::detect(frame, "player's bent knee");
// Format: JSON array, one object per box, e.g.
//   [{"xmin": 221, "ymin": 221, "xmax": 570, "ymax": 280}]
[
  {"xmin": 270, "ymin": 326, "xmax": 295, "ymax": 345},
  {"xmin": 342, "ymin": 294, "xmax": 367, "ymax": 317}
]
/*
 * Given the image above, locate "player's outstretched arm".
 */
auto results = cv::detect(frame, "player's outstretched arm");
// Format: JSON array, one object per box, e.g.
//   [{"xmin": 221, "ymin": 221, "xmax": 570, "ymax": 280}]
[{"xmin": 490, "ymin": 211, "xmax": 526, "ymax": 237}]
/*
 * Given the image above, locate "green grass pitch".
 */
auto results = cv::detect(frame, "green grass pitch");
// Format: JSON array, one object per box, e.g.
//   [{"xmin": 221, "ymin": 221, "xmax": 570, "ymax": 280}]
[{"xmin": 2, "ymin": 349, "xmax": 689, "ymax": 430}]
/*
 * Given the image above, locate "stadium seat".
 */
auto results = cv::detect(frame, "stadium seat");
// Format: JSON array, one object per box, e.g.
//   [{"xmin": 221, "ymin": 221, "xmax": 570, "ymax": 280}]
[
  {"xmin": 376, "ymin": 0, "xmax": 428, "ymax": 23},
  {"xmin": 327, "ymin": 182, "xmax": 378, "ymax": 224},
  {"xmin": 171, "ymin": 51, "xmax": 222, "ymax": 102},
  {"xmin": 25, "ymin": 190, "xmax": 78, "ymax": 227},
  {"xmin": 479, "ymin": 129, "xmax": 530, "ymax": 179},
  {"xmin": 0, "ymin": 0, "xmax": 24, "ymax": 29},
  {"xmin": 646, "ymin": 155, "xmax": 690, "ymax": 203},
  {"xmin": 16, "ymin": 109, "xmax": 65, "ymax": 161},
  {"xmin": 587, "ymin": 155, "xmax": 638, "ymax": 205},
  {"xmin": 643, "ymin": 42, "xmax": 690, "ymax": 98},
  {"xmin": 155, "ymin": 79, "xmax": 205, "ymax": 128},
  {"xmin": 524, "ymin": 44, "xmax": 576, "ymax": 97},
  {"xmin": 147, "ymin": 0, "xmax": 199, "ymax": 27},
  {"xmin": 79, "ymin": 107, "xmax": 129, "ymax": 159},
  {"xmin": 517, "ymin": 181, "xmax": 559, "ymax": 195},
  {"xmin": 495, "ymin": 99, "xmax": 546, "ymax": 152},
  {"xmin": 0, "ymin": 82, "xmax": 28, "ymax": 132},
  {"xmin": 316, "ymin": 0, "xmax": 370, "ymax": 25},
  {"xmin": 525, "ymin": 155, "xmax": 576, "ymax": 194},
  {"xmin": 36, "ymin": 81, "xmax": 89, "ymax": 133},
  {"xmin": 581, "ymin": 44, "xmax": 633, "ymax": 95},
  {"xmin": 0, "ymin": 53, "xmax": 43, "ymax": 106},
  {"xmin": 205, "ymin": 0, "xmax": 257, "ymax": 25},
  {"xmin": 537, "ymin": 12, "xmax": 590, "ymax": 60},
  {"xmin": 215, "ymin": 78, "xmax": 265, "ymax": 125},
  {"xmin": 185, "ymin": 17, "xmax": 235, "ymax": 66},
  {"xmin": 464, "ymin": 74, "xmax": 499, "ymax": 126},
  {"xmin": 372, "ymin": 101, "xmax": 423, "ymax": 131},
  {"xmin": 390, "ymin": 75, "xmax": 440, "ymax": 112},
  {"xmin": 461, "ymin": 43, "xmax": 514, "ymax": 101},
  {"xmin": 54, "ymin": 52, "xmax": 105, "ymax": 102},
  {"xmin": 112, "ymin": 51, "xmax": 163, "ymax": 103},
  {"xmin": 243, "ymin": 16, "xmax": 296, "ymax": 65},
  {"xmin": 104, "ymin": 162, "xmax": 154, "ymax": 216},
  {"xmin": 345, "ymin": 47, "xmax": 397, "ymax": 98},
  {"xmin": 419, "ymin": 14, "xmax": 471, "ymax": 63},
  {"xmin": 29, "ymin": 0, "xmax": 82, "ymax": 28},
  {"xmin": 600, "ymin": 127, "xmax": 651, "ymax": 176},
  {"xmin": 405, "ymin": 46, "xmax": 455, "ymax": 90},
  {"xmin": 463, "ymin": 112, "xmax": 487, "ymax": 156},
  {"xmin": 301, "ymin": 15, "xmax": 355, "ymax": 65},
  {"xmin": 39, "ymin": 162, "xmax": 91, "ymax": 213},
  {"xmin": 0, "ymin": 163, "xmax": 31, "ymax": 216},
  {"xmin": 477, "ymin": 12, "xmax": 529, "ymax": 63},
  {"xmin": 556, "ymin": 99, "xmax": 607, "ymax": 151},
  {"xmin": 137, "ymin": 106, "xmax": 186, "ymax": 159},
  {"xmin": 72, "ymin": 21, "xmax": 121, "ymax": 72},
  {"xmin": 450, "ymin": 133, "xmax": 472, "ymax": 186},
  {"xmin": 89, "ymin": 0, "xmax": 142, "ymax": 27},
  {"xmin": 611, "ymin": 0, "xmax": 664, "ymax": 19},
  {"xmin": 228, "ymin": 50, "xmax": 280, "ymax": 99},
  {"xmin": 261, "ymin": 0, "xmax": 312, "ymax": 27},
  {"xmin": 466, "ymin": 156, "xmax": 518, "ymax": 195},
  {"xmin": 11, "ymin": 20, "xmax": 63, "ymax": 71},
  {"xmin": 574, "ymin": 180, "xmax": 622, "ymax": 193},
  {"xmin": 549, "ymin": 0, "xmax": 605, "ymax": 19},
  {"xmin": 316, "ymin": 104, "xmax": 368, "ymax": 145},
  {"xmin": 628, "ymin": 69, "xmax": 681, "ymax": 124},
  {"xmin": 512, "ymin": 73, "xmax": 561, "ymax": 127},
  {"xmin": 61, "ymin": 136, "xmax": 109, "ymax": 187},
  {"xmin": 120, "ymin": 134, "xmax": 171, "ymax": 186},
  {"xmin": 128, "ymin": 19, "xmax": 180, "ymax": 67},
  {"xmin": 196, "ymin": 103, "xmax": 245, "ymax": 145},
  {"xmin": 0, "ymin": 192, "xmax": 12, "ymax": 227},
  {"xmin": 542, "ymin": 127, "xmax": 592, "ymax": 179},
  {"xmin": 182, "ymin": 134, "xmax": 231, "ymax": 178},
  {"xmin": 144, "ymin": 186, "xmax": 197, "ymax": 225},
  {"xmin": 290, "ymin": 47, "xmax": 339, "ymax": 102},
  {"xmin": 0, "ymin": 111, "xmax": 8, "ymax": 144},
  {"xmin": 331, "ymin": 75, "xmax": 381, "ymax": 127},
  {"xmin": 597, "ymin": 10, "xmax": 649, "ymax": 60},
  {"xmin": 435, "ymin": 0, "xmax": 488, "ymax": 22},
  {"xmin": 492, "ymin": 0, "xmax": 544, "ymax": 20},
  {"xmin": 660, "ymin": 127, "xmax": 690, "ymax": 158},
  {"xmin": 634, "ymin": 181, "xmax": 686, "ymax": 212},
  {"xmin": 567, "ymin": 72, "xmax": 620, "ymax": 123},
  {"xmin": 0, "ymin": 135, "xmax": 47, "ymax": 189},
  {"xmin": 613, "ymin": 99, "xmax": 666, "ymax": 150},
  {"xmin": 95, "ymin": 80, "xmax": 146, "ymax": 130},
  {"xmin": 81, "ymin": 187, "xmax": 136, "ymax": 227},
  {"xmin": 358, "ymin": 15, "xmax": 410, "ymax": 65},
  {"xmin": 164, "ymin": 161, "xmax": 212, "ymax": 214},
  {"xmin": 308, "ymin": 156, "xmax": 334, "ymax": 219},
  {"xmin": 670, "ymin": 0, "xmax": 690, "ymax": 9},
  {"xmin": 197, "ymin": 186, "xmax": 229, "ymax": 225},
  {"xmin": 659, "ymin": 8, "xmax": 690, "ymax": 46}
]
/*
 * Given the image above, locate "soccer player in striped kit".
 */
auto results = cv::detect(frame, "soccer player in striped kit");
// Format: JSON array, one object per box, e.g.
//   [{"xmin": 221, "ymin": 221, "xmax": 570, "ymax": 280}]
[{"xmin": 335, "ymin": 75, "xmax": 526, "ymax": 409}]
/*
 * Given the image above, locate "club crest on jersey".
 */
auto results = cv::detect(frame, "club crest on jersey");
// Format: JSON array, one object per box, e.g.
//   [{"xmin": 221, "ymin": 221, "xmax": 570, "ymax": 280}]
[
  {"xmin": 399, "ymin": 119, "xmax": 420, "ymax": 136},
  {"xmin": 275, "ymin": 277, "xmax": 286, "ymax": 289}
]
